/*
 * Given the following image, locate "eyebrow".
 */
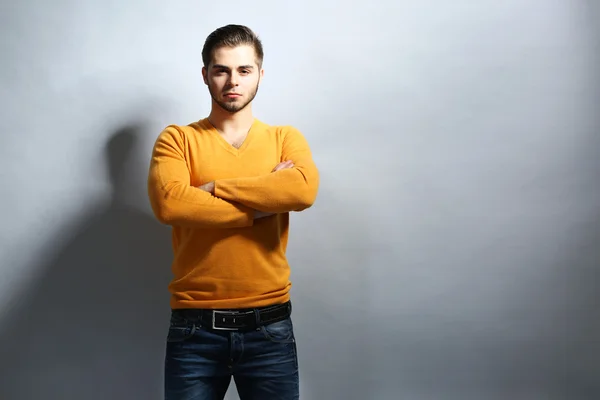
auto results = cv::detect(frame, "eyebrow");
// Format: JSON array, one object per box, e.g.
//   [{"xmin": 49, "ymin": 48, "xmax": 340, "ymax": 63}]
[{"xmin": 212, "ymin": 64, "xmax": 255, "ymax": 70}]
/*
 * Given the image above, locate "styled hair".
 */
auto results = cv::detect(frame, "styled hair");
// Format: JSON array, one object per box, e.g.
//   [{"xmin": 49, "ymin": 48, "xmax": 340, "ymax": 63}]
[{"xmin": 202, "ymin": 24, "xmax": 264, "ymax": 68}]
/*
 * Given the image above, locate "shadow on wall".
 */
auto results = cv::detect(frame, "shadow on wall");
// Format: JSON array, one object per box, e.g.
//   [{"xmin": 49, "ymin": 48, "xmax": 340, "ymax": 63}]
[{"xmin": 0, "ymin": 124, "xmax": 173, "ymax": 400}]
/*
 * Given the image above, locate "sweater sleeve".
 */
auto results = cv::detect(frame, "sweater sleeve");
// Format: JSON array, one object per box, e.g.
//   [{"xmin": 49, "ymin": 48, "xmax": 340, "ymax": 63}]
[
  {"xmin": 147, "ymin": 125, "xmax": 255, "ymax": 228},
  {"xmin": 213, "ymin": 126, "xmax": 319, "ymax": 213}
]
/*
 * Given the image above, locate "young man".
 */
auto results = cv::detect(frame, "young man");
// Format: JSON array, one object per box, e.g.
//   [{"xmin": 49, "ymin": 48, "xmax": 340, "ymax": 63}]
[{"xmin": 147, "ymin": 24, "xmax": 319, "ymax": 400}]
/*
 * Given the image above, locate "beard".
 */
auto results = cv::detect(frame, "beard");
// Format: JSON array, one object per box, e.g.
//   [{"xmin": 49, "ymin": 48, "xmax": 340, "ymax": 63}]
[{"xmin": 208, "ymin": 80, "xmax": 260, "ymax": 114}]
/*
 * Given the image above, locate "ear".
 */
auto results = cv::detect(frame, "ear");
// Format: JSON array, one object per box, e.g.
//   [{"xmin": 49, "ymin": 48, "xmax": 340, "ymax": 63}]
[{"xmin": 202, "ymin": 66, "xmax": 208, "ymax": 85}]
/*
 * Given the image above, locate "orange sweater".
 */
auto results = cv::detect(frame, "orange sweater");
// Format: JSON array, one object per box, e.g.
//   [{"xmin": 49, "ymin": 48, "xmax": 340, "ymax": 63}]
[{"xmin": 147, "ymin": 118, "xmax": 319, "ymax": 309}]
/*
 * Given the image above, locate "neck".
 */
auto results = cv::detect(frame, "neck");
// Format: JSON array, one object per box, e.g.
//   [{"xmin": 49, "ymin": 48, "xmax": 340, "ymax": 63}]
[{"xmin": 207, "ymin": 102, "xmax": 255, "ymax": 134}]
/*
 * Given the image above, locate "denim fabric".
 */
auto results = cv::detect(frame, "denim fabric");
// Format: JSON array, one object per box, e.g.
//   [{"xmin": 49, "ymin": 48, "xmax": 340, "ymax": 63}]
[{"xmin": 164, "ymin": 311, "xmax": 299, "ymax": 400}]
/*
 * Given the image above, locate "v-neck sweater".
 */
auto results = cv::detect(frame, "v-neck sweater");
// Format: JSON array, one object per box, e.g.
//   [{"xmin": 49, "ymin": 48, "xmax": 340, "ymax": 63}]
[{"xmin": 147, "ymin": 118, "xmax": 320, "ymax": 309}]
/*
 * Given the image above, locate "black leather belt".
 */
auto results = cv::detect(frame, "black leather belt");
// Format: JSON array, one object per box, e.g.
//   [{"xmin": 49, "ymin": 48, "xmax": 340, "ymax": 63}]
[{"xmin": 172, "ymin": 301, "xmax": 292, "ymax": 332}]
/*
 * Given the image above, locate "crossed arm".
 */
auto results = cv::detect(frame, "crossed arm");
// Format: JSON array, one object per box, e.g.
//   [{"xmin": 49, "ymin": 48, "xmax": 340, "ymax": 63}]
[
  {"xmin": 147, "ymin": 125, "xmax": 319, "ymax": 229},
  {"xmin": 197, "ymin": 159, "xmax": 296, "ymax": 218}
]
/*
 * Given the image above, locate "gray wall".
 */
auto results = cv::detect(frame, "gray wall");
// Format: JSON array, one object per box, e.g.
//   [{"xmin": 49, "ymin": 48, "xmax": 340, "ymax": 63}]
[{"xmin": 1, "ymin": 1, "xmax": 599, "ymax": 399}]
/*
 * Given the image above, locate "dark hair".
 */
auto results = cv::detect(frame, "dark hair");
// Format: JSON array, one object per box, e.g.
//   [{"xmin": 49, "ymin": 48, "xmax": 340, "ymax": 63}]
[{"xmin": 202, "ymin": 24, "xmax": 264, "ymax": 68}]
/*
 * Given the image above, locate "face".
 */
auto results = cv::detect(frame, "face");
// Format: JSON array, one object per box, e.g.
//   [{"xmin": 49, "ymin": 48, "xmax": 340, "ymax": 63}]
[{"xmin": 202, "ymin": 45, "xmax": 263, "ymax": 114}]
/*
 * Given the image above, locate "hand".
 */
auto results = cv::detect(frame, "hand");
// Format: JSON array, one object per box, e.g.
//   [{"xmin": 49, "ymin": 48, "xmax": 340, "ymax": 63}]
[
  {"xmin": 198, "ymin": 181, "xmax": 215, "ymax": 194},
  {"xmin": 254, "ymin": 161, "xmax": 293, "ymax": 219},
  {"xmin": 272, "ymin": 160, "xmax": 294, "ymax": 172}
]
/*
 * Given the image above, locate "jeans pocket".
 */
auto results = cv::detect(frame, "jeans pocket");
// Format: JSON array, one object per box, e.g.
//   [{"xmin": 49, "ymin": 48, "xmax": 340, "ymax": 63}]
[
  {"xmin": 166, "ymin": 315, "xmax": 197, "ymax": 343},
  {"xmin": 260, "ymin": 317, "xmax": 295, "ymax": 344}
]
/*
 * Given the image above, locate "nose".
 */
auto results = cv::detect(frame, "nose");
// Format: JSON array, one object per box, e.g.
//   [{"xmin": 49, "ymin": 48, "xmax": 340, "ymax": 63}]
[{"xmin": 228, "ymin": 71, "xmax": 239, "ymax": 86}]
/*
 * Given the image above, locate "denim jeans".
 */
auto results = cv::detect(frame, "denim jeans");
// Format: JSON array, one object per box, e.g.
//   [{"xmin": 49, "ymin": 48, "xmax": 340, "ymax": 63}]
[{"xmin": 164, "ymin": 310, "xmax": 299, "ymax": 400}]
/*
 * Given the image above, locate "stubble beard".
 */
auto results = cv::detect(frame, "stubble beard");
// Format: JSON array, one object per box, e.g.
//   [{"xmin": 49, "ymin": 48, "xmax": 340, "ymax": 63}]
[{"xmin": 209, "ymin": 81, "xmax": 260, "ymax": 114}]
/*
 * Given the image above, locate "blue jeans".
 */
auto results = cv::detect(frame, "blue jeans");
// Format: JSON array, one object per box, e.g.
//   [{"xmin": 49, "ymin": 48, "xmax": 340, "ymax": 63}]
[{"xmin": 164, "ymin": 310, "xmax": 299, "ymax": 399}]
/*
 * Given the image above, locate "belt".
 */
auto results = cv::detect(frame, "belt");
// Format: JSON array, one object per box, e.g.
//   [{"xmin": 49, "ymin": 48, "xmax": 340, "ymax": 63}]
[{"xmin": 172, "ymin": 301, "xmax": 292, "ymax": 332}]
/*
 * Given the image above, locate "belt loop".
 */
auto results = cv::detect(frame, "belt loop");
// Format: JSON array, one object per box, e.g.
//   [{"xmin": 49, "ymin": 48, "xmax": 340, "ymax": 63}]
[{"xmin": 253, "ymin": 308, "xmax": 260, "ymax": 329}]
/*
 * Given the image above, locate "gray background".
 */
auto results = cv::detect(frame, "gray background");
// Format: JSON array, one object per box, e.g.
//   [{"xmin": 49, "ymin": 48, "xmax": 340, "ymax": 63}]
[{"xmin": 1, "ymin": 1, "xmax": 599, "ymax": 399}]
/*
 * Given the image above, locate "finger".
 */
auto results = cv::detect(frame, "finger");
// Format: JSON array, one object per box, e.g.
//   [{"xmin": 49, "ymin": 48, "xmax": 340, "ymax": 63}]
[
  {"xmin": 272, "ymin": 160, "xmax": 295, "ymax": 172},
  {"xmin": 272, "ymin": 163, "xmax": 286, "ymax": 172},
  {"xmin": 273, "ymin": 161, "xmax": 290, "ymax": 171}
]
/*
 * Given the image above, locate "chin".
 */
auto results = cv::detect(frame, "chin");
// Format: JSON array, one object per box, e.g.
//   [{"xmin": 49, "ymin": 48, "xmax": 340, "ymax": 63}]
[
  {"xmin": 222, "ymin": 101, "xmax": 250, "ymax": 113},
  {"xmin": 221, "ymin": 104, "xmax": 244, "ymax": 113}
]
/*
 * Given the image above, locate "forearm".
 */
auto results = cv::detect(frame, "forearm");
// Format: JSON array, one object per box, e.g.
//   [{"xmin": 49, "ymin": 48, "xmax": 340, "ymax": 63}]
[
  {"xmin": 148, "ymin": 178, "xmax": 255, "ymax": 228},
  {"xmin": 147, "ymin": 126, "xmax": 255, "ymax": 229},
  {"xmin": 213, "ymin": 165, "xmax": 319, "ymax": 213}
]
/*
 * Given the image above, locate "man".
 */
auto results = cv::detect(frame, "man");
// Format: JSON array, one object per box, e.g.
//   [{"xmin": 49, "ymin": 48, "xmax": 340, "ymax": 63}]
[{"xmin": 147, "ymin": 24, "xmax": 319, "ymax": 400}]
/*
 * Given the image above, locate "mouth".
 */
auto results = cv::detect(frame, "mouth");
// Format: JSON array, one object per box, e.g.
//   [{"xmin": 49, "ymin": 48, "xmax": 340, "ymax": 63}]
[{"xmin": 224, "ymin": 93, "xmax": 241, "ymax": 98}]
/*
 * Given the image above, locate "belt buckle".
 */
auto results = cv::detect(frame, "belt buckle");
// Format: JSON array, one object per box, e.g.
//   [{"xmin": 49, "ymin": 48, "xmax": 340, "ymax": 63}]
[{"xmin": 212, "ymin": 310, "xmax": 241, "ymax": 331}]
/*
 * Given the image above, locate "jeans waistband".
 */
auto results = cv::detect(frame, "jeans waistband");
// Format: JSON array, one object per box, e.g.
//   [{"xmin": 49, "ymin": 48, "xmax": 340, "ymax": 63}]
[{"xmin": 172, "ymin": 301, "xmax": 292, "ymax": 331}]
